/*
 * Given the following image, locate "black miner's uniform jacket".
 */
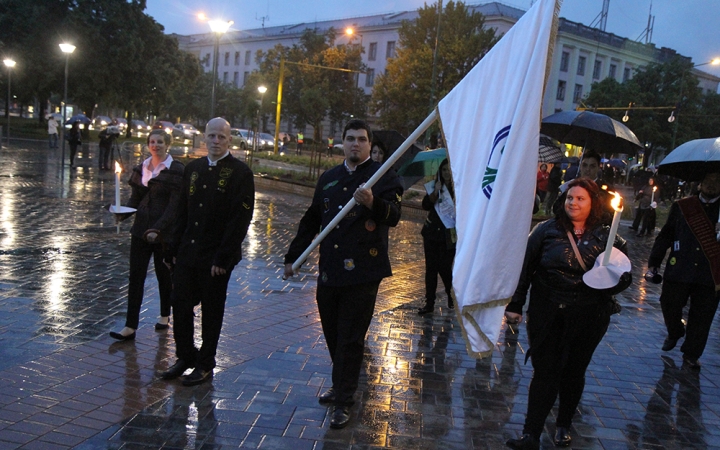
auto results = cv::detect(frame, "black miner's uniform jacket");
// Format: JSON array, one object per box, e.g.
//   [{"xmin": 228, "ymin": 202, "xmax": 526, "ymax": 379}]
[
  {"xmin": 285, "ymin": 158, "xmax": 403, "ymax": 286},
  {"xmin": 168, "ymin": 155, "xmax": 255, "ymax": 270}
]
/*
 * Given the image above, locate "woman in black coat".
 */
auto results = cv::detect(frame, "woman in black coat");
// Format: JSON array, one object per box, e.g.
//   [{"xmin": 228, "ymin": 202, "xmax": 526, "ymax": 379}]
[
  {"xmin": 418, "ymin": 159, "xmax": 456, "ymax": 315},
  {"xmin": 110, "ymin": 130, "xmax": 184, "ymax": 341},
  {"xmin": 66, "ymin": 122, "xmax": 81, "ymax": 167},
  {"xmin": 505, "ymin": 178, "xmax": 631, "ymax": 449}
]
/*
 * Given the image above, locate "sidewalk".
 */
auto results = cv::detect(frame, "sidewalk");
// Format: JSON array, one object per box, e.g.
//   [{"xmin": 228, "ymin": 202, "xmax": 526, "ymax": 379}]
[{"xmin": 0, "ymin": 141, "xmax": 718, "ymax": 449}]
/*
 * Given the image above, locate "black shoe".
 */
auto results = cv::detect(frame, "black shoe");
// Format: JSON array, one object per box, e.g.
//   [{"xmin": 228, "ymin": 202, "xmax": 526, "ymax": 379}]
[
  {"xmin": 636, "ymin": 232, "xmax": 645, "ymax": 237},
  {"xmin": 158, "ymin": 360, "xmax": 193, "ymax": 380},
  {"xmin": 182, "ymin": 367, "xmax": 213, "ymax": 386},
  {"xmin": 109, "ymin": 331, "xmax": 136, "ymax": 341},
  {"xmin": 418, "ymin": 303, "xmax": 434, "ymax": 315},
  {"xmin": 506, "ymin": 434, "xmax": 539, "ymax": 450},
  {"xmin": 683, "ymin": 356, "xmax": 701, "ymax": 370},
  {"xmin": 448, "ymin": 302, "xmax": 455, "ymax": 310},
  {"xmin": 329, "ymin": 406, "xmax": 351, "ymax": 429},
  {"xmin": 154, "ymin": 322, "xmax": 169, "ymax": 331},
  {"xmin": 662, "ymin": 335, "xmax": 681, "ymax": 351},
  {"xmin": 318, "ymin": 388, "xmax": 336, "ymax": 405},
  {"xmin": 628, "ymin": 226, "xmax": 638, "ymax": 231},
  {"xmin": 554, "ymin": 427, "xmax": 572, "ymax": 447}
]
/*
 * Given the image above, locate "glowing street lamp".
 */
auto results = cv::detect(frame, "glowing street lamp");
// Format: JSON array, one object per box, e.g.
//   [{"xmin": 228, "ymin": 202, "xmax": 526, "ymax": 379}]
[
  {"xmin": 205, "ymin": 18, "xmax": 233, "ymax": 118},
  {"xmin": 59, "ymin": 43, "xmax": 76, "ymax": 166},
  {"xmin": 251, "ymin": 85, "xmax": 268, "ymax": 167},
  {"xmin": 3, "ymin": 58, "xmax": 16, "ymax": 147}
]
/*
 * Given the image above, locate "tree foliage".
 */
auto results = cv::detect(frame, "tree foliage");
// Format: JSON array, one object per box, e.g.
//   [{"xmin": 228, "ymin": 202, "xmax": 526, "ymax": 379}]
[
  {"xmin": 584, "ymin": 58, "xmax": 716, "ymax": 162},
  {"xmin": 370, "ymin": 1, "xmax": 499, "ymax": 135}
]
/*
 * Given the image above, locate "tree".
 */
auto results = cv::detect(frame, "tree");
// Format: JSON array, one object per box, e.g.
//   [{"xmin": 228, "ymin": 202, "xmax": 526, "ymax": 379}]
[{"xmin": 370, "ymin": 1, "xmax": 499, "ymax": 135}]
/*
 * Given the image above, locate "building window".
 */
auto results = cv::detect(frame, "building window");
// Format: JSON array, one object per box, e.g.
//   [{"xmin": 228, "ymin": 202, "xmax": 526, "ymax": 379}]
[
  {"xmin": 556, "ymin": 80, "xmax": 566, "ymax": 101},
  {"xmin": 365, "ymin": 68, "xmax": 375, "ymax": 87},
  {"xmin": 577, "ymin": 56, "xmax": 586, "ymax": 76},
  {"xmin": 234, "ymin": 52, "xmax": 240, "ymax": 65},
  {"xmin": 223, "ymin": 72, "xmax": 228, "ymax": 84},
  {"xmin": 243, "ymin": 71, "xmax": 249, "ymax": 86},
  {"xmin": 560, "ymin": 51, "xmax": 569, "ymax": 72},
  {"xmin": 224, "ymin": 52, "xmax": 229, "ymax": 66},
  {"xmin": 245, "ymin": 50, "xmax": 251, "ymax": 65},
  {"xmin": 368, "ymin": 43, "xmax": 377, "ymax": 61},
  {"xmin": 233, "ymin": 72, "xmax": 239, "ymax": 88},
  {"xmin": 623, "ymin": 67, "xmax": 631, "ymax": 82},
  {"xmin": 609, "ymin": 64, "xmax": 617, "ymax": 79},
  {"xmin": 386, "ymin": 41, "xmax": 396, "ymax": 59},
  {"xmin": 573, "ymin": 84, "xmax": 583, "ymax": 103},
  {"xmin": 593, "ymin": 60, "xmax": 602, "ymax": 79},
  {"xmin": 205, "ymin": 53, "xmax": 211, "ymax": 67}
]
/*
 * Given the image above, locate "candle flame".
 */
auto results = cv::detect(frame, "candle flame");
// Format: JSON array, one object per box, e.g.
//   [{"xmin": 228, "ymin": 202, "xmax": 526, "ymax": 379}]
[
  {"xmin": 115, "ymin": 161, "xmax": 122, "ymax": 173},
  {"xmin": 653, "ymin": 186, "xmax": 657, "ymax": 192},
  {"xmin": 610, "ymin": 191, "xmax": 623, "ymax": 211}
]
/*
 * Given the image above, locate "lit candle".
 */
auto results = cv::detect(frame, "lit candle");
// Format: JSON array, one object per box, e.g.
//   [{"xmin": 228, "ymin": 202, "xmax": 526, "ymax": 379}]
[
  {"xmin": 651, "ymin": 185, "xmax": 657, "ymax": 203},
  {"xmin": 114, "ymin": 161, "xmax": 122, "ymax": 209},
  {"xmin": 602, "ymin": 192, "xmax": 623, "ymax": 266}
]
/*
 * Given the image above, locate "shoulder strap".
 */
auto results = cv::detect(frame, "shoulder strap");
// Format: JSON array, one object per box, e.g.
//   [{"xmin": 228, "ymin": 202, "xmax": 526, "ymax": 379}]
[{"xmin": 566, "ymin": 231, "xmax": 588, "ymax": 272}]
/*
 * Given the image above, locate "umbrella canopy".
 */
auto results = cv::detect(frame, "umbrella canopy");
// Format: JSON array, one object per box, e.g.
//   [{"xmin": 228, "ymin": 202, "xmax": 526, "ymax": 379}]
[
  {"xmin": 657, "ymin": 137, "xmax": 720, "ymax": 181},
  {"xmin": 541, "ymin": 110, "xmax": 643, "ymax": 155},
  {"xmin": 607, "ymin": 158, "xmax": 627, "ymax": 169},
  {"xmin": 538, "ymin": 135, "xmax": 563, "ymax": 163},
  {"xmin": 372, "ymin": 130, "xmax": 426, "ymax": 189},
  {"xmin": 66, "ymin": 114, "xmax": 91, "ymax": 125},
  {"xmin": 397, "ymin": 148, "xmax": 447, "ymax": 178}
]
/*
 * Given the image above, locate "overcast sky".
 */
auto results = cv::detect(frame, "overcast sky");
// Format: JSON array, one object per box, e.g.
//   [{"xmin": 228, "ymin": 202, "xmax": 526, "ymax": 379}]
[{"xmin": 145, "ymin": 0, "xmax": 720, "ymax": 77}]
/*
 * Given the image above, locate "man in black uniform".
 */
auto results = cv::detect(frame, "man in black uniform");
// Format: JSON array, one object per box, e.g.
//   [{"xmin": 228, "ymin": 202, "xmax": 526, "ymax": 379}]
[
  {"xmin": 159, "ymin": 117, "xmax": 255, "ymax": 386},
  {"xmin": 648, "ymin": 172, "xmax": 720, "ymax": 370},
  {"xmin": 283, "ymin": 119, "xmax": 403, "ymax": 428}
]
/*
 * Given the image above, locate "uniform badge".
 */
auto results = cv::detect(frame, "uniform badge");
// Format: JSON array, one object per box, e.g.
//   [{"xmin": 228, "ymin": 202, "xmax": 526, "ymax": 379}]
[
  {"xmin": 369, "ymin": 248, "xmax": 378, "ymax": 257},
  {"xmin": 344, "ymin": 259, "xmax": 355, "ymax": 271},
  {"xmin": 190, "ymin": 172, "xmax": 198, "ymax": 182},
  {"xmin": 189, "ymin": 184, "xmax": 196, "ymax": 195},
  {"xmin": 669, "ymin": 257, "xmax": 676, "ymax": 266},
  {"xmin": 322, "ymin": 272, "xmax": 328, "ymax": 282},
  {"xmin": 219, "ymin": 167, "xmax": 233, "ymax": 178},
  {"xmin": 323, "ymin": 180, "xmax": 338, "ymax": 190},
  {"xmin": 365, "ymin": 219, "xmax": 376, "ymax": 231},
  {"xmin": 324, "ymin": 198, "xmax": 330, "ymax": 213},
  {"xmin": 218, "ymin": 179, "xmax": 227, "ymax": 187}
]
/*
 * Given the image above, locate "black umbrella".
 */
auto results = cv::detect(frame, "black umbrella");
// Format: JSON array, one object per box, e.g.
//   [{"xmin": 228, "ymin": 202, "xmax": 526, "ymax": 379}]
[
  {"xmin": 373, "ymin": 130, "xmax": 426, "ymax": 189},
  {"xmin": 66, "ymin": 114, "xmax": 91, "ymax": 125},
  {"xmin": 657, "ymin": 136, "xmax": 720, "ymax": 181},
  {"xmin": 538, "ymin": 135, "xmax": 563, "ymax": 163},
  {"xmin": 541, "ymin": 111, "xmax": 643, "ymax": 155}
]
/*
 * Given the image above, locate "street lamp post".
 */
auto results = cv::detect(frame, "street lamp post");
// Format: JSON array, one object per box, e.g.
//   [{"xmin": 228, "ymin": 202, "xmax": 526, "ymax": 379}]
[
  {"xmin": 207, "ymin": 19, "xmax": 233, "ymax": 118},
  {"xmin": 345, "ymin": 27, "xmax": 364, "ymax": 87},
  {"xmin": 3, "ymin": 58, "xmax": 16, "ymax": 147},
  {"xmin": 669, "ymin": 57, "xmax": 720, "ymax": 151},
  {"xmin": 251, "ymin": 85, "xmax": 267, "ymax": 169},
  {"xmin": 59, "ymin": 43, "xmax": 76, "ymax": 166}
]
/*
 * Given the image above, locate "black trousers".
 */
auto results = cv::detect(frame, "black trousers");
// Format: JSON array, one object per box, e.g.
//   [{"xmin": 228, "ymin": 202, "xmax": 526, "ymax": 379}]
[
  {"xmin": 99, "ymin": 144, "xmax": 111, "ymax": 169},
  {"xmin": 69, "ymin": 143, "xmax": 79, "ymax": 165},
  {"xmin": 631, "ymin": 207, "xmax": 648, "ymax": 229},
  {"xmin": 660, "ymin": 280, "xmax": 720, "ymax": 360},
  {"xmin": 523, "ymin": 301, "xmax": 610, "ymax": 437},
  {"xmin": 171, "ymin": 262, "xmax": 232, "ymax": 371},
  {"xmin": 316, "ymin": 281, "xmax": 379, "ymax": 406},
  {"xmin": 423, "ymin": 236, "xmax": 455, "ymax": 305},
  {"xmin": 124, "ymin": 235, "xmax": 172, "ymax": 329}
]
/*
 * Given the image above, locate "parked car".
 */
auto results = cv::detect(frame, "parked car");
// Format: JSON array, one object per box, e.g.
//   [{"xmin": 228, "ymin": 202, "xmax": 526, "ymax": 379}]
[
  {"xmin": 91, "ymin": 115, "xmax": 113, "ymax": 130},
  {"xmin": 153, "ymin": 121, "xmax": 176, "ymax": 136},
  {"xmin": 131, "ymin": 120, "xmax": 151, "ymax": 136},
  {"xmin": 174, "ymin": 123, "xmax": 202, "ymax": 139},
  {"xmin": 230, "ymin": 128, "xmax": 250, "ymax": 150},
  {"xmin": 256, "ymin": 132, "xmax": 275, "ymax": 150},
  {"xmin": 114, "ymin": 118, "xmax": 127, "ymax": 132}
]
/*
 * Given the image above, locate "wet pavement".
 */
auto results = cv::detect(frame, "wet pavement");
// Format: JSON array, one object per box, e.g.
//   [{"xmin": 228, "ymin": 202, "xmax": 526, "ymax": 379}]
[{"xmin": 0, "ymin": 141, "xmax": 719, "ymax": 449}]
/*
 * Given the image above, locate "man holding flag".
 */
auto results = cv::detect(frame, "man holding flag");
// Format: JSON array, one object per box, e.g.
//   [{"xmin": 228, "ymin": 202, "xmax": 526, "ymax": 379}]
[{"xmin": 283, "ymin": 119, "xmax": 403, "ymax": 429}]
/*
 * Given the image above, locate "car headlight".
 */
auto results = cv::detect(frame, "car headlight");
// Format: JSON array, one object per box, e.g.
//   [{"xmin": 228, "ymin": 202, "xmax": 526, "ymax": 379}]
[{"xmin": 165, "ymin": 127, "xmax": 172, "ymax": 134}]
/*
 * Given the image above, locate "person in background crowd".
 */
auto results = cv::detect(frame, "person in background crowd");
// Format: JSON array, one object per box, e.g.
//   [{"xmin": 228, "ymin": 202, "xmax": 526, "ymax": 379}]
[
  {"xmin": 66, "ymin": 122, "xmax": 81, "ymax": 167},
  {"xmin": 536, "ymin": 163, "xmax": 550, "ymax": 203},
  {"xmin": 544, "ymin": 163, "xmax": 562, "ymax": 215},
  {"xmin": 47, "ymin": 115, "xmax": 59, "ymax": 149},
  {"xmin": 371, "ymin": 139, "xmax": 386, "ymax": 164},
  {"xmin": 629, "ymin": 178, "xmax": 656, "ymax": 236}
]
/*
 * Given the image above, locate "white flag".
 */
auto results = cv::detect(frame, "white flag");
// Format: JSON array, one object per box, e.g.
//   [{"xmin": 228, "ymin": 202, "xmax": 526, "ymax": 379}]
[{"xmin": 438, "ymin": 0, "xmax": 560, "ymax": 357}]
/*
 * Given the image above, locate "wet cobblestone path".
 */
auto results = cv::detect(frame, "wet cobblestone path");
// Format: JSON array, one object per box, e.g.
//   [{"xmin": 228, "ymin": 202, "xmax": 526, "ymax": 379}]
[{"xmin": 0, "ymin": 142, "xmax": 719, "ymax": 449}]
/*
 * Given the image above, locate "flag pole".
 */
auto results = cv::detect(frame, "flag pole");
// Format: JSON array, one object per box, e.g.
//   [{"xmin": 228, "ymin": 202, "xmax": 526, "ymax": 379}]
[{"xmin": 289, "ymin": 109, "xmax": 439, "ymax": 274}]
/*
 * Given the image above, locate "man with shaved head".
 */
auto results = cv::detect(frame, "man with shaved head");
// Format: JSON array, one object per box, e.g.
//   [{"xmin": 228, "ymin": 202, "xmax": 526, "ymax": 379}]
[{"xmin": 159, "ymin": 117, "xmax": 255, "ymax": 386}]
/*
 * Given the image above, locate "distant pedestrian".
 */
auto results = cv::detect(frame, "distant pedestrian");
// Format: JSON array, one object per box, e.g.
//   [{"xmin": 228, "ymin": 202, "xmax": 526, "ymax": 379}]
[
  {"xmin": 544, "ymin": 163, "xmax": 562, "ymax": 215},
  {"xmin": 66, "ymin": 122, "xmax": 81, "ymax": 167},
  {"xmin": 327, "ymin": 136, "xmax": 334, "ymax": 157},
  {"xmin": 109, "ymin": 130, "xmax": 184, "ymax": 341},
  {"xmin": 629, "ymin": 178, "xmax": 656, "ymax": 236},
  {"xmin": 536, "ymin": 163, "xmax": 549, "ymax": 202},
  {"xmin": 283, "ymin": 119, "xmax": 403, "ymax": 429},
  {"xmin": 371, "ymin": 139, "xmax": 386, "ymax": 164},
  {"xmin": 47, "ymin": 116, "xmax": 59, "ymax": 149},
  {"xmin": 98, "ymin": 125, "xmax": 120, "ymax": 171},
  {"xmin": 158, "ymin": 117, "xmax": 255, "ymax": 386},
  {"xmin": 647, "ymin": 171, "xmax": 720, "ymax": 371},
  {"xmin": 296, "ymin": 131, "xmax": 304, "ymax": 155}
]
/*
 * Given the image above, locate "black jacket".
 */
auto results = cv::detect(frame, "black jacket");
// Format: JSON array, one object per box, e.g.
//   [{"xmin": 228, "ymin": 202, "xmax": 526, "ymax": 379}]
[
  {"xmin": 421, "ymin": 192, "xmax": 454, "ymax": 248},
  {"xmin": 506, "ymin": 218, "xmax": 629, "ymax": 314},
  {"xmin": 285, "ymin": 158, "xmax": 403, "ymax": 287},
  {"xmin": 648, "ymin": 196, "xmax": 720, "ymax": 287},
  {"xmin": 169, "ymin": 155, "xmax": 255, "ymax": 270},
  {"xmin": 126, "ymin": 160, "xmax": 184, "ymax": 241}
]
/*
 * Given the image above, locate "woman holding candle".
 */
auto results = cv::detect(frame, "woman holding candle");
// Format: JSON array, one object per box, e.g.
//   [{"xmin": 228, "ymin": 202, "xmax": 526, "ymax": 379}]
[
  {"xmin": 504, "ymin": 178, "xmax": 631, "ymax": 450},
  {"xmin": 110, "ymin": 130, "xmax": 184, "ymax": 341}
]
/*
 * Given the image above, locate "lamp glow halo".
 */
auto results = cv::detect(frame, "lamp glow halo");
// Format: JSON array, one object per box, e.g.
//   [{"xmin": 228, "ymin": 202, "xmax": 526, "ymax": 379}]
[{"xmin": 583, "ymin": 247, "xmax": 632, "ymax": 289}]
